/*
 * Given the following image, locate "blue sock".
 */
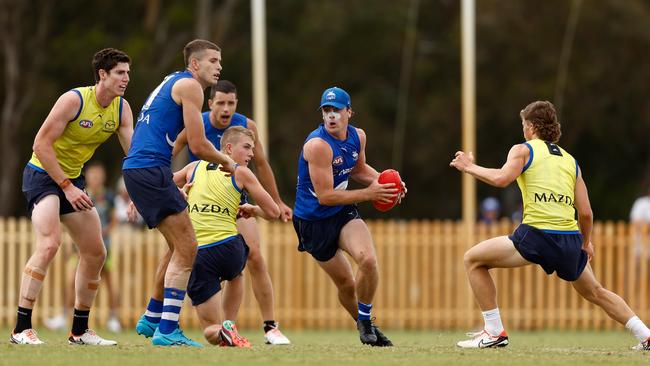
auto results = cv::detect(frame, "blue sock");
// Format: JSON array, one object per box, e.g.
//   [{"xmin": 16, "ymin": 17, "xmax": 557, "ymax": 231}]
[
  {"xmin": 358, "ymin": 302, "xmax": 373, "ymax": 321},
  {"xmin": 158, "ymin": 288, "xmax": 186, "ymax": 334},
  {"xmin": 144, "ymin": 298, "xmax": 163, "ymax": 323}
]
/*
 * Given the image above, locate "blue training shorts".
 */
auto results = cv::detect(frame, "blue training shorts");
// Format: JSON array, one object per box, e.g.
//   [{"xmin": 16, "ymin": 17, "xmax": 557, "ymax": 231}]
[
  {"xmin": 509, "ymin": 223, "xmax": 588, "ymax": 282},
  {"xmin": 122, "ymin": 166, "xmax": 187, "ymax": 229},
  {"xmin": 187, "ymin": 235, "xmax": 250, "ymax": 306},
  {"xmin": 292, "ymin": 205, "xmax": 361, "ymax": 262},
  {"xmin": 22, "ymin": 164, "xmax": 86, "ymax": 218}
]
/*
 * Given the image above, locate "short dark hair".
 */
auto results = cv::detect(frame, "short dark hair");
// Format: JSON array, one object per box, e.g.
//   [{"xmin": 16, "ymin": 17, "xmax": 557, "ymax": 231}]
[
  {"xmin": 209, "ymin": 80, "xmax": 237, "ymax": 99},
  {"xmin": 520, "ymin": 101, "xmax": 562, "ymax": 143},
  {"xmin": 183, "ymin": 39, "xmax": 220, "ymax": 67},
  {"xmin": 92, "ymin": 48, "xmax": 131, "ymax": 83}
]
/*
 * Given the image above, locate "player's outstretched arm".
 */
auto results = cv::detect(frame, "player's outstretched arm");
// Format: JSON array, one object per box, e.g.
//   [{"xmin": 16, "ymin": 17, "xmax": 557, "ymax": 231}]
[
  {"xmin": 305, "ymin": 138, "xmax": 397, "ymax": 206},
  {"xmin": 574, "ymin": 167, "xmax": 594, "ymax": 260},
  {"xmin": 236, "ymin": 166, "xmax": 280, "ymax": 219},
  {"xmin": 450, "ymin": 144, "xmax": 528, "ymax": 188},
  {"xmin": 117, "ymin": 99, "xmax": 134, "ymax": 155},
  {"xmin": 174, "ymin": 78, "xmax": 236, "ymax": 172}
]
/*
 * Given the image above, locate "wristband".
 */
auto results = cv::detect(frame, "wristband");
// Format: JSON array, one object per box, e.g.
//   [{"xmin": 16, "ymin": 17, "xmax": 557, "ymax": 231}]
[{"xmin": 58, "ymin": 178, "xmax": 72, "ymax": 189}]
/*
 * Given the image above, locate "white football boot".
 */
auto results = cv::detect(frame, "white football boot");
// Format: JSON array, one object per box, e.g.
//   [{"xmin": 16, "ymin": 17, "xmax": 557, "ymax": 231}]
[
  {"xmin": 456, "ymin": 329, "xmax": 509, "ymax": 348},
  {"xmin": 10, "ymin": 329, "xmax": 44, "ymax": 345},
  {"xmin": 264, "ymin": 324, "xmax": 291, "ymax": 345},
  {"xmin": 68, "ymin": 329, "xmax": 117, "ymax": 346}
]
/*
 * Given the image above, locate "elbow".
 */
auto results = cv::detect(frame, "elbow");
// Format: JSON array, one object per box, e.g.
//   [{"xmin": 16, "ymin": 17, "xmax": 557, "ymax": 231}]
[
  {"xmin": 189, "ymin": 141, "xmax": 207, "ymax": 158},
  {"xmin": 317, "ymin": 195, "xmax": 334, "ymax": 206},
  {"xmin": 493, "ymin": 177, "xmax": 510, "ymax": 188},
  {"xmin": 33, "ymin": 140, "xmax": 46, "ymax": 159}
]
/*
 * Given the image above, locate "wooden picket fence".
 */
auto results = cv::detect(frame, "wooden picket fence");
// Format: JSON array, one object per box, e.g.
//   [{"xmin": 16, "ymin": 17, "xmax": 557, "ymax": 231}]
[{"xmin": 0, "ymin": 217, "xmax": 649, "ymax": 331}]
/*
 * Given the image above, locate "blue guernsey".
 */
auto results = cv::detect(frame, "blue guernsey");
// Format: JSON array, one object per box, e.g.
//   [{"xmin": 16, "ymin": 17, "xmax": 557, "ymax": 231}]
[
  {"xmin": 123, "ymin": 71, "xmax": 193, "ymax": 169},
  {"xmin": 187, "ymin": 112, "xmax": 248, "ymax": 162},
  {"xmin": 294, "ymin": 124, "xmax": 360, "ymax": 220}
]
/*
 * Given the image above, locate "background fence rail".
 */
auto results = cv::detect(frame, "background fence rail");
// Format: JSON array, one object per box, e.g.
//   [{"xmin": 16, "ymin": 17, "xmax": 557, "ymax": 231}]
[{"xmin": 0, "ymin": 217, "xmax": 648, "ymax": 330}]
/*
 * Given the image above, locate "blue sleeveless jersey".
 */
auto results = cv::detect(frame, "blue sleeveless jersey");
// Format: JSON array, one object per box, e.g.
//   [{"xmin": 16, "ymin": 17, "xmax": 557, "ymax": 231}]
[
  {"xmin": 187, "ymin": 112, "xmax": 248, "ymax": 162},
  {"xmin": 294, "ymin": 124, "xmax": 360, "ymax": 220},
  {"xmin": 123, "ymin": 71, "xmax": 193, "ymax": 169}
]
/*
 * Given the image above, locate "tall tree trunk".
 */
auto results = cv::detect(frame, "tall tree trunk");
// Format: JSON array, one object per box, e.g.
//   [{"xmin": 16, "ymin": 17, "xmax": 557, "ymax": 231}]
[
  {"xmin": 0, "ymin": 0, "xmax": 52, "ymax": 216},
  {"xmin": 212, "ymin": 0, "xmax": 238, "ymax": 45},
  {"xmin": 196, "ymin": 0, "xmax": 212, "ymax": 38}
]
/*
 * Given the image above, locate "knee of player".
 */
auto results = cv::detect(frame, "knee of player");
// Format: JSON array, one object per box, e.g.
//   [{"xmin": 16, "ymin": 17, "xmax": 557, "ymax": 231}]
[
  {"xmin": 463, "ymin": 250, "xmax": 480, "ymax": 269},
  {"xmin": 177, "ymin": 242, "xmax": 198, "ymax": 260},
  {"xmin": 37, "ymin": 237, "xmax": 63, "ymax": 261},
  {"xmin": 82, "ymin": 243, "xmax": 107, "ymax": 263},
  {"xmin": 358, "ymin": 252, "xmax": 378, "ymax": 271},
  {"xmin": 337, "ymin": 276, "xmax": 356, "ymax": 294},
  {"xmin": 246, "ymin": 250, "xmax": 267, "ymax": 269}
]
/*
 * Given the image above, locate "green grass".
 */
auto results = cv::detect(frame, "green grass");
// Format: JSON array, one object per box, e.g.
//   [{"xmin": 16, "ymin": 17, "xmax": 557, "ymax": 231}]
[{"xmin": 2, "ymin": 328, "xmax": 648, "ymax": 366}]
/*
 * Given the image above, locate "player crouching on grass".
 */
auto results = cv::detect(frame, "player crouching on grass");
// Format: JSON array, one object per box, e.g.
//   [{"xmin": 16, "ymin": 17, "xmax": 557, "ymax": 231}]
[{"xmin": 138, "ymin": 126, "xmax": 280, "ymax": 347}]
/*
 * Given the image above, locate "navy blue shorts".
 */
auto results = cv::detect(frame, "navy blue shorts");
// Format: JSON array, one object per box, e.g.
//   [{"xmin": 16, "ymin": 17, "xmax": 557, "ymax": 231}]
[
  {"xmin": 122, "ymin": 166, "xmax": 187, "ymax": 229},
  {"xmin": 187, "ymin": 235, "xmax": 250, "ymax": 306},
  {"xmin": 240, "ymin": 190, "xmax": 249, "ymax": 205},
  {"xmin": 22, "ymin": 165, "xmax": 86, "ymax": 218},
  {"xmin": 293, "ymin": 205, "xmax": 361, "ymax": 262},
  {"xmin": 509, "ymin": 224, "xmax": 588, "ymax": 281}
]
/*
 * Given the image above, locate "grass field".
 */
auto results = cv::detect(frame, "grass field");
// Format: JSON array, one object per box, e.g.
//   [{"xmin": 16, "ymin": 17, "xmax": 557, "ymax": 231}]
[{"xmin": 2, "ymin": 328, "xmax": 648, "ymax": 366}]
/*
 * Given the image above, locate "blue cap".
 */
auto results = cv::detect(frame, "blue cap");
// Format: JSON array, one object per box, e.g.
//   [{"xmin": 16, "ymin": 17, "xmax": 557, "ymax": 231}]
[
  {"xmin": 481, "ymin": 197, "xmax": 501, "ymax": 212},
  {"xmin": 319, "ymin": 87, "xmax": 351, "ymax": 110}
]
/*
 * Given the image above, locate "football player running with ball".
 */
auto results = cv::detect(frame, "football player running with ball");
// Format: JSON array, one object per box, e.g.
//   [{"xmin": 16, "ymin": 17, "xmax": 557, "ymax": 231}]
[{"xmin": 293, "ymin": 87, "xmax": 405, "ymax": 347}]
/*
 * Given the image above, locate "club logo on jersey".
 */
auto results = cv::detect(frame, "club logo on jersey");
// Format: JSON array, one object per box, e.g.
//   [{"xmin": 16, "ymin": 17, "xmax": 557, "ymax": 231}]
[
  {"xmin": 326, "ymin": 91, "xmax": 336, "ymax": 100},
  {"xmin": 79, "ymin": 120, "xmax": 93, "ymax": 128},
  {"xmin": 352, "ymin": 151, "xmax": 359, "ymax": 161},
  {"xmin": 102, "ymin": 120, "xmax": 117, "ymax": 133},
  {"xmin": 333, "ymin": 156, "xmax": 344, "ymax": 166}
]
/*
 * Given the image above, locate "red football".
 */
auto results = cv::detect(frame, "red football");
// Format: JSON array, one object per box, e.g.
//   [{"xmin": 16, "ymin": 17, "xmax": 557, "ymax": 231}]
[{"xmin": 372, "ymin": 169, "xmax": 404, "ymax": 212}]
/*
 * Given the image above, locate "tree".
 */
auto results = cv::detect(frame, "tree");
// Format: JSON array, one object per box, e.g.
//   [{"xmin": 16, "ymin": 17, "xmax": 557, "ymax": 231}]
[{"xmin": 0, "ymin": 0, "xmax": 53, "ymax": 216}]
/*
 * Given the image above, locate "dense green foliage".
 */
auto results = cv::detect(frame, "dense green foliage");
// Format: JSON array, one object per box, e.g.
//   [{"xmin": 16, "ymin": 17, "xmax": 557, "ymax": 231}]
[{"xmin": 2, "ymin": 0, "xmax": 649, "ymax": 219}]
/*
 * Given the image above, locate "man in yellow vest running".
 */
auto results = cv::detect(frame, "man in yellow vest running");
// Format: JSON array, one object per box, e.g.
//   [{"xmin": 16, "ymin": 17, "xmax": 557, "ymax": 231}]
[{"xmin": 451, "ymin": 100, "xmax": 650, "ymax": 351}]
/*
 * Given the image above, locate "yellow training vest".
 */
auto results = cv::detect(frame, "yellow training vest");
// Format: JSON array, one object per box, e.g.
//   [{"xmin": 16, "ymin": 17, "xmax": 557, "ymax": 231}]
[
  {"xmin": 187, "ymin": 160, "xmax": 242, "ymax": 247},
  {"xmin": 29, "ymin": 86, "xmax": 122, "ymax": 178},
  {"xmin": 516, "ymin": 139, "xmax": 579, "ymax": 232}
]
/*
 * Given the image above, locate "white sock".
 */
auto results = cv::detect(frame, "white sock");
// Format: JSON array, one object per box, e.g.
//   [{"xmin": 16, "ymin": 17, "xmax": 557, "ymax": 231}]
[
  {"xmin": 625, "ymin": 316, "xmax": 650, "ymax": 342},
  {"xmin": 482, "ymin": 308, "xmax": 504, "ymax": 336}
]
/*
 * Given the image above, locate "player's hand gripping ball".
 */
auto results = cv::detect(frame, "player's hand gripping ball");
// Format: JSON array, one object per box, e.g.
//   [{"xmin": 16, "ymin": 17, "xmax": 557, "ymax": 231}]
[{"xmin": 373, "ymin": 169, "xmax": 405, "ymax": 212}]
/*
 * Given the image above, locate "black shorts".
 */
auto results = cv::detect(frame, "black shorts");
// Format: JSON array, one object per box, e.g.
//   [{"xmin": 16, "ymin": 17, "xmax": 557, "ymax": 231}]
[
  {"xmin": 509, "ymin": 224, "xmax": 588, "ymax": 281},
  {"xmin": 122, "ymin": 166, "xmax": 187, "ymax": 229},
  {"xmin": 187, "ymin": 235, "xmax": 250, "ymax": 306},
  {"xmin": 22, "ymin": 164, "xmax": 86, "ymax": 218},
  {"xmin": 292, "ymin": 205, "xmax": 361, "ymax": 262}
]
